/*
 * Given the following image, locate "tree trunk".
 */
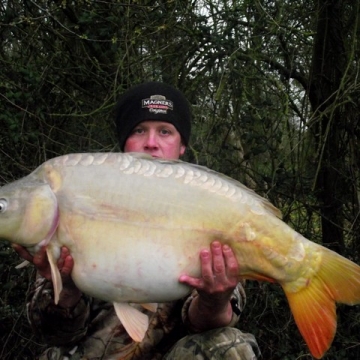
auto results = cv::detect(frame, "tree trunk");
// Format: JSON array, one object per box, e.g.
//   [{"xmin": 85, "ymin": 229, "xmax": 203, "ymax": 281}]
[{"xmin": 308, "ymin": 0, "xmax": 348, "ymax": 252}]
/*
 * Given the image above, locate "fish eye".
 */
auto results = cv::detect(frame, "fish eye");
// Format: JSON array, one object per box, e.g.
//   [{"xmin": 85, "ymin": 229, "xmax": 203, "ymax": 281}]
[{"xmin": 0, "ymin": 199, "xmax": 8, "ymax": 213}]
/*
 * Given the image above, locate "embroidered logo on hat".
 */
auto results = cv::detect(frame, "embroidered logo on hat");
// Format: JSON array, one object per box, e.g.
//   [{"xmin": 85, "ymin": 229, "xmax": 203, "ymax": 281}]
[{"xmin": 142, "ymin": 95, "xmax": 174, "ymax": 115}]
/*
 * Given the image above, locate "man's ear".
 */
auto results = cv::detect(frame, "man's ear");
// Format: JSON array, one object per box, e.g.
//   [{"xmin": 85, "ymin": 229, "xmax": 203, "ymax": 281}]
[{"xmin": 179, "ymin": 144, "xmax": 186, "ymax": 156}]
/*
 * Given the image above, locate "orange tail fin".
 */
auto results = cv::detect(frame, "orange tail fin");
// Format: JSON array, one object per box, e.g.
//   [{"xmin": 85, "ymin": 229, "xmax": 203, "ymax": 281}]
[{"xmin": 284, "ymin": 247, "xmax": 360, "ymax": 359}]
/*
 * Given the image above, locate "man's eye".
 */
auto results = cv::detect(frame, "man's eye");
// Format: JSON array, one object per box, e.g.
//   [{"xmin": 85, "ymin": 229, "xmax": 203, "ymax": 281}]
[
  {"xmin": 132, "ymin": 128, "xmax": 144, "ymax": 134},
  {"xmin": 160, "ymin": 129, "xmax": 171, "ymax": 135}
]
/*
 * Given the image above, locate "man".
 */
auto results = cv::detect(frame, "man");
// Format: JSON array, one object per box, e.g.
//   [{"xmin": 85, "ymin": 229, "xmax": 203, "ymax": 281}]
[{"xmin": 14, "ymin": 82, "xmax": 260, "ymax": 359}]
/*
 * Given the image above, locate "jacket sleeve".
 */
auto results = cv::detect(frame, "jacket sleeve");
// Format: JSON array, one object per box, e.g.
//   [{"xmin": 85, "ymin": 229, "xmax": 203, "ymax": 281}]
[
  {"xmin": 181, "ymin": 280, "xmax": 247, "ymax": 333},
  {"xmin": 27, "ymin": 275, "xmax": 91, "ymax": 346}
]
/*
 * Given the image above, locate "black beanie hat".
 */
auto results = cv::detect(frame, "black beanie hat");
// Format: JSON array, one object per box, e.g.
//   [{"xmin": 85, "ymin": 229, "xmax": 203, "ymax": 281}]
[{"xmin": 115, "ymin": 82, "xmax": 191, "ymax": 151}]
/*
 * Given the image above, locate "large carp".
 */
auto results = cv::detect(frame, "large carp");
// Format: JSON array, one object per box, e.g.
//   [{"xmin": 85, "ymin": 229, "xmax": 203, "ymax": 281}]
[{"xmin": 0, "ymin": 152, "xmax": 360, "ymax": 358}]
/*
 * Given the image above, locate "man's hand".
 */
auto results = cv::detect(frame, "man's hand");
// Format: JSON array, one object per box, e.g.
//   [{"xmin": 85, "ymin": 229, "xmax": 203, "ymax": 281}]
[
  {"xmin": 179, "ymin": 241, "xmax": 239, "ymax": 298},
  {"xmin": 13, "ymin": 244, "xmax": 82, "ymax": 308},
  {"xmin": 179, "ymin": 241, "xmax": 239, "ymax": 330}
]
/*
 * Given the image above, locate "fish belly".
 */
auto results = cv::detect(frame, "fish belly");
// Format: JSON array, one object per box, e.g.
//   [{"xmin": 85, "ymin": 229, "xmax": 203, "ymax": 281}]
[{"xmin": 55, "ymin": 213, "xmax": 223, "ymax": 303}]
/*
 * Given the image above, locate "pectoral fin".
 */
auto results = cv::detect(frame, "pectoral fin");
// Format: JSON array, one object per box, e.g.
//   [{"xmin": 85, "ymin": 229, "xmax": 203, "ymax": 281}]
[
  {"xmin": 113, "ymin": 302, "xmax": 149, "ymax": 342},
  {"xmin": 46, "ymin": 247, "xmax": 63, "ymax": 304}
]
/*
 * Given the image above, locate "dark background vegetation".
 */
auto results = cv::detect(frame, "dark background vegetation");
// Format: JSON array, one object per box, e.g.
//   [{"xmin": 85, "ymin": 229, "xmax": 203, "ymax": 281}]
[{"xmin": 1, "ymin": 0, "xmax": 360, "ymax": 358}]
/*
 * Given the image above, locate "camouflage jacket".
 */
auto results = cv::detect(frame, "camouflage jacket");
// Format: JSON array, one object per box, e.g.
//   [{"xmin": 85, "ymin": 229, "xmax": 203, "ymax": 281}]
[{"xmin": 27, "ymin": 276, "xmax": 246, "ymax": 360}]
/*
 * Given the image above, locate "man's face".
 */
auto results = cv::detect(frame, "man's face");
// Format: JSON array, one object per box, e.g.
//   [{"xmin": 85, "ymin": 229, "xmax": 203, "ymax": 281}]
[{"xmin": 124, "ymin": 121, "xmax": 186, "ymax": 160}]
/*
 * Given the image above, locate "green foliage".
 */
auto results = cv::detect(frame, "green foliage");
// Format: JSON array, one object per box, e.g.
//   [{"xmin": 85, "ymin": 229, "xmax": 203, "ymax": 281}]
[
  {"xmin": 0, "ymin": 243, "xmax": 44, "ymax": 359},
  {"xmin": 1, "ymin": 0, "xmax": 360, "ymax": 358}
]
